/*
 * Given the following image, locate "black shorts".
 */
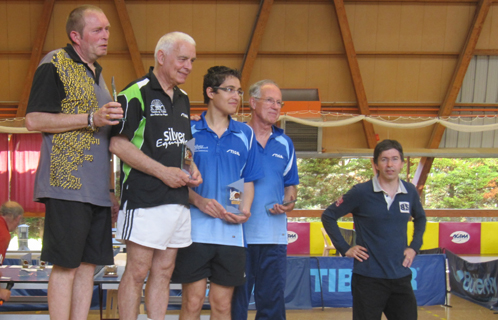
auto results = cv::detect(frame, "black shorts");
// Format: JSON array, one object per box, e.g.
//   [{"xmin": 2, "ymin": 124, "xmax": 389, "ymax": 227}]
[
  {"xmin": 172, "ymin": 242, "xmax": 246, "ymax": 287},
  {"xmin": 40, "ymin": 198, "xmax": 114, "ymax": 268}
]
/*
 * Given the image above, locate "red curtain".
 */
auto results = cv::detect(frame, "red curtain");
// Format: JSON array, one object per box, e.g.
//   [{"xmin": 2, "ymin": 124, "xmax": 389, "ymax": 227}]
[
  {"xmin": 10, "ymin": 133, "xmax": 45, "ymax": 213},
  {"xmin": 0, "ymin": 133, "xmax": 8, "ymax": 205}
]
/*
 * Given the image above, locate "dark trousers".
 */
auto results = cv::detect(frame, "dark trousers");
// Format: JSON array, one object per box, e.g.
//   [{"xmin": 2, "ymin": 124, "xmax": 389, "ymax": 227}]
[
  {"xmin": 352, "ymin": 273, "xmax": 417, "ymax": 320},
  {"xmin": 232, "ymin": 244, "xmax": 287, "ymax": 320}
]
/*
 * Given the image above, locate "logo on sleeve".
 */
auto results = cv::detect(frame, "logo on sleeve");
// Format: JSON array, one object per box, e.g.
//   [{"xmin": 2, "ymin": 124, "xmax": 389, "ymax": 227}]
[
  {"xmin": 399, "ymin": 202, "xmax": 410, "ymax": 213},
  {"xmin": 150, "ymin": 99, "xmax": 168, "ymax": 116},
  {"xmin": 335, "ymin": 195, "xmax": 344, "ymax": 207}
]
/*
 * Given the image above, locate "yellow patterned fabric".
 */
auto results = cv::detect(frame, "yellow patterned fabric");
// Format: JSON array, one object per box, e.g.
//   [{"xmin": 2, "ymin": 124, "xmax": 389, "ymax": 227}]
[{"xmin": 50, "ymin": 50, "xmax": 100, "ymax": 190}]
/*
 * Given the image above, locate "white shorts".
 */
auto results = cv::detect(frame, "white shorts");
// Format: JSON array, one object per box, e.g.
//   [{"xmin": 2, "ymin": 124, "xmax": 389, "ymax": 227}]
[{"xmin": 116, "ymin": 202, "xmax": 192, "ymax": 250}]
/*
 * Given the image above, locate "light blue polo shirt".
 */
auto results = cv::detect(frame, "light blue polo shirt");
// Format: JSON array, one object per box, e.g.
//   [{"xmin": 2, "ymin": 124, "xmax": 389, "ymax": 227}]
[
  {"xmin": 243, "ymin": 125, "xmax": 300, "ymax": 245},
  {"xmin": 190, "ymin": 112, "xmax": 264, "ymax": 247}
]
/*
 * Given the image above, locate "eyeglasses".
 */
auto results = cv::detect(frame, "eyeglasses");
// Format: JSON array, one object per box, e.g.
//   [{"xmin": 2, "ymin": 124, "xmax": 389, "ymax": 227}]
[
  {"xmin": 213, "ymin": 86, "xmax": 244, "ymax": 96},
  {"xmin": 254, "ymin": 97, "xmax": 285, "ymax": 108}
]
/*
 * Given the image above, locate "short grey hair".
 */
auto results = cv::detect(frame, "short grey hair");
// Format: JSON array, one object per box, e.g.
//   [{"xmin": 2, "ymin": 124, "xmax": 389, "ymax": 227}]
[
  {"xmin": 154, "ymin": 32, "xmax": 196, "ymax": 61},
  {"xmin": 1, "ymin": 201, "xmax": 24, "ymax": 219},
  {"xmin": 248, "ymin": 79, "xmax": 279, "ymax": 98}
]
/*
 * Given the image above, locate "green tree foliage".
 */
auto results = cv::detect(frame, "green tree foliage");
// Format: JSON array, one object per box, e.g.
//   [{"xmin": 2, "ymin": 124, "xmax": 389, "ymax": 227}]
[
  {"xmin": 424, "ymin": 158, "xmax": 498, "ymax": 209},
  {"xmin": 296, "ymin": 158, "xmax": 373, "ymax": 209},
  {"xmin": 296, "ymin": 157, "xmax": 498, "ymax": 210}
]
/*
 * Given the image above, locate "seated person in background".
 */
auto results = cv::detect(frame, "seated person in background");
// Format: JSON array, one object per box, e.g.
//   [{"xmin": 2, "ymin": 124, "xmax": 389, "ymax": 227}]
[
  {"xmin": 172, "ymin": 66, "xmax": 263, "ymax": 320},
  {"xmin": 0, "ymin": 201, "xmax": 24, "ymax": 301}
]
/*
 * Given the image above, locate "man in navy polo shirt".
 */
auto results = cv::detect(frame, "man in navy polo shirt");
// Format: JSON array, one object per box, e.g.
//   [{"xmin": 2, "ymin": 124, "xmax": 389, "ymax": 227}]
[
  {"xmin": 322, "ymin": 139, "xmax": 426, "ymax": 320},
  {"xmin": 110, "ymin": 32, "xmax": 202, "ymax": 320},
  {"xmin": 172, "ymin": 66, "xmax": 263, "ymax": 320},
  {"xmin": 231, "ymin": 80, "xmax": 299, "ymax": 320}
]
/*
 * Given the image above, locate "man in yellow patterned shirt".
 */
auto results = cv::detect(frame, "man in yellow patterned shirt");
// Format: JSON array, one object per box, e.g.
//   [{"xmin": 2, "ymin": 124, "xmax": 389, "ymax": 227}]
[{"xmin": 25, "ymin": 5, "xmax": 122, "ymax": 320}]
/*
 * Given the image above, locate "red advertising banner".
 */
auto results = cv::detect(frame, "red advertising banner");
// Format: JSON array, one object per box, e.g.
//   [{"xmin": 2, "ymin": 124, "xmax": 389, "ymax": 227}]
[
  {"xmin": 439, "ymin": 222, "xmax": 481, "ymax": 254},
  {"xmin": 287, "ymin": 222, "xmax": 310, "ymax": 255}
]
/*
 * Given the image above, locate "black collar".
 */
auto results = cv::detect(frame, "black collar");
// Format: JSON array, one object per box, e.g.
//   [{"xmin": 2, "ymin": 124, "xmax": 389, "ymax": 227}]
[{"xmin": 63, "ymin": 44, "xmax": 103, "ymax": 84}]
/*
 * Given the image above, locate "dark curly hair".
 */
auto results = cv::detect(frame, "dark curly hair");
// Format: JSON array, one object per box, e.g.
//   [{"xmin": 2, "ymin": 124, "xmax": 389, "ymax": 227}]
[{"xmin": 203, "ymin": 66, "xmax": 241, "ymax": 104}]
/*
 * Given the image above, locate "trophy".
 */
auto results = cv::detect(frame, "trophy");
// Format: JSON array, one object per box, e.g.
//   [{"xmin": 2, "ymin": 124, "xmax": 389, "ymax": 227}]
[
  {"xmin": 181, "ymin": 138, "xmax": 196, "ymax": 178},
  {"xmin": 226, "ymin": 178, "xmax": 244, "ymax": 215}
]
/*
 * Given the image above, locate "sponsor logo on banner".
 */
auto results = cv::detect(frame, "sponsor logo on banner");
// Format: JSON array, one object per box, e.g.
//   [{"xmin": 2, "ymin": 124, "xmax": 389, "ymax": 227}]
[
  {"xmin": 453, "ymin": 269, "xmax": 497, "ymax": 301},
  {"xmin": 287, "ymin": 231, "xmax": 298, "ymax": 243},
  {"xmin": 450, "ymin": 231, "xmax": 470, "ymax": 244}
]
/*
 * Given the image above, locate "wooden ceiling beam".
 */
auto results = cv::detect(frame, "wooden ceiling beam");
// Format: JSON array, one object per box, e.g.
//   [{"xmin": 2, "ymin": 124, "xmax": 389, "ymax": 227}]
[
  {"xmin": 413, "ymin": 0, "xmax": 492, "ymax": 194},
  {"xmin": 113, "ymin": 0, "xmax": 145, "ymax": 78},
  {"xmin": 240, "ymin": 0, "xmax": 274, "ymax": 90},
  {"xmin": 332, "ymin": 0, "xmax": 377, "ymax": 148},
  {"xmin": 16, "ymin": 0, "xmax": 55, "ymax": 117}
]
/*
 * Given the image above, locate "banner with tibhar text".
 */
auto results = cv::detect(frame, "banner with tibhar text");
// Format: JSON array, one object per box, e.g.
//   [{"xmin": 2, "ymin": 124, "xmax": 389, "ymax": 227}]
[
  {"xmin": 309, "ymin": 254, "xmax": 446, "ymax": 307},
  {"xmin": 446, "ymin": 250, "xmax": 498, "ymax": 310}
]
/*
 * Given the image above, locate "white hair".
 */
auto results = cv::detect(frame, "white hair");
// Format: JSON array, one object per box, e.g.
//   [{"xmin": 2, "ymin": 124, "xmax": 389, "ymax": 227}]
[{"xmin": 154, "ymin": 31, "xmax": 196, "ymax": 61}]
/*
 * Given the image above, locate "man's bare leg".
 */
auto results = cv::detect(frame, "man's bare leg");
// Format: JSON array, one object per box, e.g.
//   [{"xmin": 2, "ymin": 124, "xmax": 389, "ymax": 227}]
[
  {"xmin": 179, "ymin": 279, "xmax": 208, "ymax": 320},
  {"xmin": 47, "ymin": 265, "xmax": 77, "ymax": 320},
  {"xmin": 118, "ymin": 241, "xmax": 154, "ymax": 320},
  {"xmin": 145, "ymin": 247, "xmax": 178, "ymax": 320},
  {"xmin": 70, "ymin": 262, "xmax": 96, "ymax": 320},
  {"xmin": 209, "ymin": 283, "xmax": 234, "ymax": 320}
]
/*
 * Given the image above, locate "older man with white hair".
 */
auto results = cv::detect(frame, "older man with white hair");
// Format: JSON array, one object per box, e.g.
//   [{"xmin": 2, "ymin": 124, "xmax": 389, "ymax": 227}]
[{"xmin": 109, "ymin": 31, "xmax": 202, "ymax": 320}]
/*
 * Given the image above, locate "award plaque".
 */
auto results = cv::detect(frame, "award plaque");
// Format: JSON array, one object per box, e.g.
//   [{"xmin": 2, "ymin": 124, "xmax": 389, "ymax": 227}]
[
  {"xmin": 181, "ymin": 138, "xmax": 196, "ymax": 177},
  {"xmin": 226, "ymin": 178, "xmax": 244, "ymax": 215}
]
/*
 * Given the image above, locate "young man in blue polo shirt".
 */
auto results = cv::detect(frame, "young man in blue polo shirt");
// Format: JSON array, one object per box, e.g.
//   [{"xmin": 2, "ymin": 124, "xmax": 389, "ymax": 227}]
[
  {"xmin": 322, "ymin": 139, "xmax": 426, "ymax": 320},
  {"xmin": 231, "ymin": 80, "xmax": 299, "ymax": 320},
  {"xmin": 172, "ymin": 66, "xmax": 263, "ymax": 320}
]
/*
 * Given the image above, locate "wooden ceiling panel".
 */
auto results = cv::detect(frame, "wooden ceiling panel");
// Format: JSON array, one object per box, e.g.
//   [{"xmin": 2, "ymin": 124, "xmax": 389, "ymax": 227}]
[
  {"xmin": 260, "ymin": 2, "xmax": 285, "ymax": 51},
  {"xmin": 6, "ymin": 2, "xmax": 31, "ymax": 51},
  {"xmin": 125, "ymin": 2, "xmax": 146, "ymax": 51},
  {"xmin": 282, "ymin": 57, "xmax": 308, "ymax": 88},
  {"xmin": 215, "ymin": 3, "xmax": 243, "ymax": 52},
  {"xmin": 283, "ymin": 2, "xmax": 309, "ymax": 52},
  {"xmin": 238, "ymin": 2, "xmax": 259, "ymax": 53},
  {"xmin": 376, "ymin": 4, "xmax": 402, "ymax": 51},
  {"xmin": 169, "ymin": 2, "xmax": 194, "ymax": 38},
  {"xmin": 444, "ymin": 4, "xmax": 476, "ymax": 52},
  {"xmin": 325, "ymin": 56, "xmax": 356, "ymax": 103},
  {"xmin": 348, "ymin": 3, "xmax": 378, "ymax": 52},
  {"xmin": 395, "ymin": 56, "xmax": 421, "ymax": 102},
  {"xmin": 476, "ymin": 4, "xmax": 498, "ymax": 49},
  {"xmin": 144, "ymin": 2, "xmax": 172, "ymax": 52},
  {"xmin": 192, "ymin": 3, "xmax": 216, "ymax": 52},
  {"xmin": 0, "ymin": 3, "xmax": 8, "ymax": 51},
  {"xmin": 421, "ymin": 4, "xmax": 449, "ymax": 52},
  {"xmin": 418, "ymin": 56, "xmax": 457, "ymax": 102},
  {"xmin": 398, "ymin": 5, "xmax": 425, "ymax": 51},
  {"xmin": 307, "ymin": 3, "xmax": 343, "ymax": 52},
  {"xmin": 0, "ymin": 58, "xmax": 11, "ymax": 101},
  {"xmin": 259, "ymin": 56, "xmax": 285, "ymax": 86}
]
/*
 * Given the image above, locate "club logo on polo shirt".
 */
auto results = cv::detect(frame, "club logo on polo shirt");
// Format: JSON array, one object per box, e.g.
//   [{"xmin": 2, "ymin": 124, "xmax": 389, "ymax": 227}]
[
  {"xmin": 150, "ymin": 99, "xmax": 168, "ymax": 116},
  {"xmin": 272, "ymin": 153, "xmax": 284, "ymax": 159},
  {"xmin": 399, "ymin": 201, "xmax": 410, "ymax": 213}
]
